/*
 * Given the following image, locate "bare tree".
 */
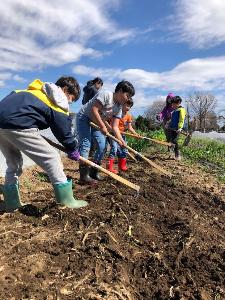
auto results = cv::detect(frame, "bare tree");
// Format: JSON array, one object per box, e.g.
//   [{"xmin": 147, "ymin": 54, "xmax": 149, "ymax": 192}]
[
  {"xmin": 218, "ymin": 108, "xmax": 225, "ymax": 120},
  {"xmin": 144, "ymin": 99, "xmax": 165, "ymax": 128},
  {"xmin": 187, "ymin": 92, "xmax": 217, "ymax": 132},
  {"xmin": 217, "ymin": 109, "xmax": 225, "ymax": 130},
  {"xmin": 204, "ymin": 112, "xmax": 219, "ymax": 131}
]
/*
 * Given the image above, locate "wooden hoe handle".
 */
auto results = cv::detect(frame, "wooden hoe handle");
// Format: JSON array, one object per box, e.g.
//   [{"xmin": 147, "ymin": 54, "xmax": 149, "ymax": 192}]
[
  {"xmin": 123, "ymin": 132, "xmax": 173, "ymax": 147},
  {"xmin": 42, "ymin": 135, "xmax": 140, "ymax": 192},
  {"xmin": 90, "ymin": 122, "xmax": 173, "ymax": 177}
]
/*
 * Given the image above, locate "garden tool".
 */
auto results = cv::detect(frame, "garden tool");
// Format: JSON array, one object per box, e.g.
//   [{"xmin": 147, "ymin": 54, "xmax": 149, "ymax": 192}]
[
  {"xmin": 42, "ymin": 136, "xmax": 140, "ymax": 193},
  {"xmin": 127, "ymin": 151, "xmax": 137, "ymax": 162},
  {"xmin": 90, "ymin": 122, "xmax": 173, "ymax": 177},
  {"xmin": 181, "ymin": 130, "xmax": 192, "ymax": 147},
  {"xmin": 123, "ymin": 131, "xmax": 174, "ymax": 147}
]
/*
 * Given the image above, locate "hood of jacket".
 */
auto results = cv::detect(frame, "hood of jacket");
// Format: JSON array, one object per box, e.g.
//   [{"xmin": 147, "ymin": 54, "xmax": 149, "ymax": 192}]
[{"xmin": 27, "ymin": 79, "xmax": 69, "ymax": 112}]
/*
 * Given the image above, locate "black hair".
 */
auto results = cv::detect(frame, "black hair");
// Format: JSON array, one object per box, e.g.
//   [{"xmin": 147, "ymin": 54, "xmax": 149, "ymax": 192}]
[
  {"xmin": 172, "ymin": 96, "xmax": 182, "ymax": 104},
  {"xmin": 92, "ymin": 77, "xmax": 103, "ymax": 86},
  {"xmin": 125, "ymin": 98, "xmax": 134, "ymax": 108},
  {"xmin": 55, "ymin": 76, "xmax": 81, "ymax": 101},
  {"xmin": 115, "ymin": 80, "xmax": 135, "ymax": 97},
  {"xmin": 87, "ymin": 77, "xmax": 103, "ymax": 86}
]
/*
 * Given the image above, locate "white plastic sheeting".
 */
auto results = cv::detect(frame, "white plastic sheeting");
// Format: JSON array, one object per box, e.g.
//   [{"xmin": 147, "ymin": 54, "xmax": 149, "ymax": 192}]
[{"xmin": 193, "ymin": 131, "xmax": 225, "ymax": 142}]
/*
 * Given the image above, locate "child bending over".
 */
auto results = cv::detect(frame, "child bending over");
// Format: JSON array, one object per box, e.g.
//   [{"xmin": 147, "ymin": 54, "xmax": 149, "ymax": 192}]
[
  {"xmin": 0, "ymin": 77, "xmax": 88, "ymax": 211},
  {"xmin": 76, "ymin": 80, "xmax": 135, "ymax": 184}
]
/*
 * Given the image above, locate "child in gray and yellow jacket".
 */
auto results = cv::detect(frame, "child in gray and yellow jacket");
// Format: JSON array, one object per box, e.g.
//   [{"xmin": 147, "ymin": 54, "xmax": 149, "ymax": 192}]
[{"xmin": 0, "ymin": 77, "xmax": 88, "ymax": 211}]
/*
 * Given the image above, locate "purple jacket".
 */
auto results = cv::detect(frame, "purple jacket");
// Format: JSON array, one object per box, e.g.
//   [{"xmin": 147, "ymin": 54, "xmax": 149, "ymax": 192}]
[{"xmin": 158, "ymin": 105, "xmax": 174, "ymax": 123}]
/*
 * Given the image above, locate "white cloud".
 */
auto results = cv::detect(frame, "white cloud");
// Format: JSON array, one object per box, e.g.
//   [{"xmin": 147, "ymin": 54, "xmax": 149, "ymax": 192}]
[
  {"xmin": 0, "ymin": 0, "xmax": 134, "ymax": 73},
  {"xmin": 74, "ymin": 56, "xmax": 225, "ymax": 92},
  {"xmin": 12, "ymin": 74, "xmax": 27, "ymax": 83},
  {"xmin": 121, "ymin": 56, "xmax": 225, "ymax": 92},
  {"xmin": 172, "ymin": 0, "xmax": 225, "ymax": 48},
  {"xmin": 72, "ymin": 65, "xmax": 121, "ymax": 80},
  {"xmin": 0, "ymin": 72, "xmax": 12, "ymax": 87},
  {"xmin": 73, "ymin": 56, "xmax": 225, "ymax": 110}
]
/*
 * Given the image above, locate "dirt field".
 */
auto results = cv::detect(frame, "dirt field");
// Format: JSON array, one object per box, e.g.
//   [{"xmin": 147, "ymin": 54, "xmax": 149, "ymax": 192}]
[{"xmin": 0, "ymin": 152, "xmax": 224, "ymax": 300}]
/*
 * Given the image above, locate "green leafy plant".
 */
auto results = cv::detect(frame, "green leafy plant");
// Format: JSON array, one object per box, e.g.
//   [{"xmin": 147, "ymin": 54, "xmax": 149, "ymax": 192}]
[
  {"xmin": 35, "ymin": 172, "xmax": 50, "ymax": 182},
  {"xmin": 181, "ymin": 138, "xmax": 225, "ymax": 181},
  {"xmin": 127, "ymin": 128, "xmax": 225, "ymax": 181}
]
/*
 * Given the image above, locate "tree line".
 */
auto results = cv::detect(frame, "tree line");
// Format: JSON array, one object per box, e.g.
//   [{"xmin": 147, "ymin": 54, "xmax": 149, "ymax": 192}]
[{"xmin": 135, "ymin": 91, "xmax": 225, "ymax": 132}]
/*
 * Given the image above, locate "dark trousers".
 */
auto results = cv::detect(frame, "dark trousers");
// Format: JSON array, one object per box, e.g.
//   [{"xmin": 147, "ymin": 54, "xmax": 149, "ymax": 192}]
[
  {"xmin": 168, "ymin": 129, "xmax": 180, "ymax": 156},
  {"xmin": 162, "ymin": 122, "xmax": 170, "ymax": 142}
]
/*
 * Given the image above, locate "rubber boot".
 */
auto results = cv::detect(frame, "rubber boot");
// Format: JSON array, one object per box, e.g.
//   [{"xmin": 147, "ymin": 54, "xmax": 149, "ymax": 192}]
[
  {"xmin": 118, "ymin": 158, "xmax": 128, "ymax": 171},
  {"xmin": 175, "ymin": 152, "xmax": 182, "ymax": 161},
  {"xmin": 3, "ymin": 183, "xmax": 25, "ymax": 212},
  {"xmin": 175, "ymin": 151, "xmax": 181, "ymax": 161},
  {"xmin": 79, "ymin": 164, "xmax": 97, "ymax": 185},
  {"xmin": 106, "ymin": 158, "xmax": 118, "ymax": 174},
  {"xmin": 90, "ymin": 162, "xmax": 103, "ymax": 181},
  {"xmin": 167, "ymin": 146, "xmax": 172, "ymax": 152},
  {"xmin": 54, "ymin": 179, "xmax": 88, "ymax": 209}
]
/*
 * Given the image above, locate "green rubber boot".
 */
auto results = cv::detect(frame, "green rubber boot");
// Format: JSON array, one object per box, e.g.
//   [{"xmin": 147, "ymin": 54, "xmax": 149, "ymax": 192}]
[
  {"xmin": 3, "ymin": 184, "xmax": 25, "ymax": 212},
  {"xmin": 53, "ymin": 179, "xmax": 88, "ymax": 209}
]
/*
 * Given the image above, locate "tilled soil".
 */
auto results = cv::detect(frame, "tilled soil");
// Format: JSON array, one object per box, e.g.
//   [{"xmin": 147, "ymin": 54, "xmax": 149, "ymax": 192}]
[{"xmin": 0, "ymin": 153, "xmax": 224, "ymax": 300}]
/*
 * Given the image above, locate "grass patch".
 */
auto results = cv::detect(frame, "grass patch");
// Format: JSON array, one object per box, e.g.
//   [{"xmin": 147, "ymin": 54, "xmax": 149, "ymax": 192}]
[
  {"xmin": 126, "ymin": 129, "xmax": 166, "ymax": 153},
  {"xmin": 181, "ymin": 137, "xmax": 225, "ymax": 182},
  {"xmin": 127, "ymin": 129, "xmax": 225, "ymax": 182}
]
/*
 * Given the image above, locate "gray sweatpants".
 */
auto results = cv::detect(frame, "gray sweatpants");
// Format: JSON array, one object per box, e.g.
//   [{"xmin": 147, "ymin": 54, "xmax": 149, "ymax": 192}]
[{"xmin": 0, "ymin": 128, "xmax": 67, "ymax": 185}]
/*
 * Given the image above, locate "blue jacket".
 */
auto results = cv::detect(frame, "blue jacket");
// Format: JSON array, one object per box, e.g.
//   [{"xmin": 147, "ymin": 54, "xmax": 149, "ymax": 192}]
[
  {"xmin": 0, "ymin": 79, "xmax": 78, "ymax": 151},
  {"xmin": 169, "ymin": 106, "xmax": 186, "ymax": 130}
]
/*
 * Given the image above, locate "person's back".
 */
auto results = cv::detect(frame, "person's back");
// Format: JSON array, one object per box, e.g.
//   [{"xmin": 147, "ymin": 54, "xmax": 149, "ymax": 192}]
[
  {"xmin": 157, "ymin": 92, "xmax": 175, "ymax": 124},
  {"xmin": 0, "ymin": 79, "xmax": 78, "ymax": 150},
  {"xmin": 170, "ymin": 104, "xmax": 186, "ymax": 130},
  {"xmin": 0, "ymin": 80, "xmax": 64, "ymax": 131},
  {"xmin": 82, "ymin": 77, "xmax": 103, "ymax": 105}
]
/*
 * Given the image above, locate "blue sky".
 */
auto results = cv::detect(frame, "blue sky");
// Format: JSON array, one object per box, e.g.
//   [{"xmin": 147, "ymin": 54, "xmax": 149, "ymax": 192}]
[{"xmin": 0, "ymin": 0, "xmax": 225, "ymax": 116}]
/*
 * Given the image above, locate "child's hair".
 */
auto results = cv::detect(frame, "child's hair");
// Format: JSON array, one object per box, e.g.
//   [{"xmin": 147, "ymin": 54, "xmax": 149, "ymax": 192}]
[
  {"xmin": 115, "ymin": 80, "xmax": 135, "ymax": 97},
  {"xmin": 92, "ymin": 77, "xmax": 103, "ymax": 86},
  {"xmin": 172, "ymin": 96, "xmax": 182, "ymax": 104},
  {"xmin": 126, "ymin": 98, "xmax": 134, "ymax": 108},
  {"xmin": 55, "ymin": 76, "xmax": 81, "ymax": 101},
  {"xmin": 166, "ymin": 92, "xmax": 175, "ymax": 105},
  {"xmin": 87, "ymin": 77, "xmax": 103, "ymax": 86}
]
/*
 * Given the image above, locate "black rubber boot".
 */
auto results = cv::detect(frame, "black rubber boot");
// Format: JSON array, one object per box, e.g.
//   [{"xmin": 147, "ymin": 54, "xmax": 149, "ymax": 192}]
[
  {"xmin": 79, "ymin": 164, "xmax": 97, "ymax": 185},
  {"xmin": 89, "ymin": 162, "xmax": 103, "ymax": 181},
  {"xmin": 175, "ymin": 150, "xmax": 181, "ymax": 161}
]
